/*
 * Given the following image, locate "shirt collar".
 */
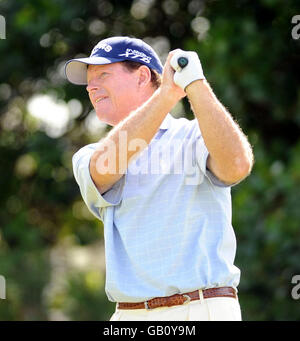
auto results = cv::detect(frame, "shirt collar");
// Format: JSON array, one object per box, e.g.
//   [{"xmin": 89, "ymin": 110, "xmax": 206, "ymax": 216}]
[{"xmin": 159, "ymin": 113, "xmax": 173, "ymax": 130}]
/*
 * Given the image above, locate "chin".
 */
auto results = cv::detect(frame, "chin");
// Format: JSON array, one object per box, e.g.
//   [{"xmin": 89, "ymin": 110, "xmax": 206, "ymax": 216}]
[{"xmin": 96, "ymin": 112, "xmax": 118, "ymax": 126}]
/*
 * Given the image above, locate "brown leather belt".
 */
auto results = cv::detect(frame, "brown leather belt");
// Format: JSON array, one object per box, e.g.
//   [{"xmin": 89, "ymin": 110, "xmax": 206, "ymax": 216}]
[{"xmin": 117, "ymin": 287, "xmax": 237, "ymax": 310}]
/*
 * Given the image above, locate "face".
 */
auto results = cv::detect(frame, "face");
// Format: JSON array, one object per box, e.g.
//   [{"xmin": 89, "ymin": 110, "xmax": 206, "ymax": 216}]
[{"xmin": 86, "ymin": 62, "xmax": 145, "ymax": 126}]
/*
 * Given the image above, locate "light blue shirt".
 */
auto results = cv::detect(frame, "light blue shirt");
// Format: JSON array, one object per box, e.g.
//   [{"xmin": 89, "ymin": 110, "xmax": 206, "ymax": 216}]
[{"xmin": 72, "ymin": 114, "xmax": 240, "ymax": 302}]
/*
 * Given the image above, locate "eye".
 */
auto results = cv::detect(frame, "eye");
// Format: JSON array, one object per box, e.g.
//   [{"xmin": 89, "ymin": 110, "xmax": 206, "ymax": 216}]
[
  {"xmin": 86, "ymin": 71, "xmax": 110, "ymax": 87},
  {"xmin": 98, "ymin": 72, "xmax": 109, "ymax": 79}
]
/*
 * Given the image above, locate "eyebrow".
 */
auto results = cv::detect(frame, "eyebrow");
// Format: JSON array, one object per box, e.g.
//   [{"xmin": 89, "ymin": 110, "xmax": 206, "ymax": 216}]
[{"xmin": 87, "ymin": 68, "xmax": 110, "ymax": 82}]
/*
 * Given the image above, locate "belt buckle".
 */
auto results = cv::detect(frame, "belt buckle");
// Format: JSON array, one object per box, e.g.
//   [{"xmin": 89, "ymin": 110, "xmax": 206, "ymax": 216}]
[{"xmin": 182, "ymin": 294, "xmax": 191, "ymax": 305}]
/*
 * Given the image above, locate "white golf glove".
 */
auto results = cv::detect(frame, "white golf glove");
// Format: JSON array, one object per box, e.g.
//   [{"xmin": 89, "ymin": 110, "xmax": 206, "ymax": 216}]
[{"xmin": 170, "ymin": 49, "xmax": 205, "ymax": 91}]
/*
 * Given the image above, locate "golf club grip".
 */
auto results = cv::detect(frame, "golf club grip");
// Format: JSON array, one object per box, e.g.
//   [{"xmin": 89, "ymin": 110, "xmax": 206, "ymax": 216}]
[{"xmin": 177, "ymin": 57, "xmax": 188, "ymax": 68}]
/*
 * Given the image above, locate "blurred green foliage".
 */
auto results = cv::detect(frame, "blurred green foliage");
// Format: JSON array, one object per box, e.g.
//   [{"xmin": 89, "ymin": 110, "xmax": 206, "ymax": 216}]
[{"xmin": 0, "ymin": 0, "xmax": 299, "ymax": 320}]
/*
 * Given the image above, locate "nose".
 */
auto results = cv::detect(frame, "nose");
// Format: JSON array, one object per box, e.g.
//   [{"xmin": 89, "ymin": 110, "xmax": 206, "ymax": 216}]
[
  {"xmin": 86, "ymin": 74, "xmax": 101, "ymax": 93},
  {"xmin": 86, "ymin": 81, "xmax": 98, "ymax": 93}
]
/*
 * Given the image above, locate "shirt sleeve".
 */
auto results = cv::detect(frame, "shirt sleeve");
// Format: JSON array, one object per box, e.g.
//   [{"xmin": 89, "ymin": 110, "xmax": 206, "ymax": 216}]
[{"xmin": 72, "ymin": 143, "xmax": 125, "ymax": 221}]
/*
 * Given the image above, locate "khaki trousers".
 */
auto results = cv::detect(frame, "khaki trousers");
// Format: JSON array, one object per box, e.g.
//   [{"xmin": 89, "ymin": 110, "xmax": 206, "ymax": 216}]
[{"xmin": 110, "ymin": 295, "xmax": 242, "ymax": 321}]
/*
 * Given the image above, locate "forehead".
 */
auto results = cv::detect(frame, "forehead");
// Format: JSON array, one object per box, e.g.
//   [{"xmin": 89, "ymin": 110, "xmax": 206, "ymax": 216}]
[{"xmin": 87, "ymin": 62, "xmax": 124, "ymax": 74}]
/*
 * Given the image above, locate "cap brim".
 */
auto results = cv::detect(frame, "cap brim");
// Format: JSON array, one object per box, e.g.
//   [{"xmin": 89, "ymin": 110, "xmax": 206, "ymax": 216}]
[{"xmin": 65, "ymin": 57, "xmax": 122, "ymax": 85}]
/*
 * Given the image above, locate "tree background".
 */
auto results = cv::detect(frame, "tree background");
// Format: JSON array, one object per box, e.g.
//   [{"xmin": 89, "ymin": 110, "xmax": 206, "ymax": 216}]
[{"xmin": 0, "ymin": 0, "xmax": 299, "ymax": 321}]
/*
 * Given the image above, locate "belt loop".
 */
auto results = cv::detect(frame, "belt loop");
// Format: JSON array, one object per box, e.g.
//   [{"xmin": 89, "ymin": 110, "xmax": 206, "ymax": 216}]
[
  {"xmin": 198, "ymin": 289, "xmax": 204, "ymax": 304},
  {"xmin": 233, "ymin": 287, "xmax": 238, "ymax": 299}
]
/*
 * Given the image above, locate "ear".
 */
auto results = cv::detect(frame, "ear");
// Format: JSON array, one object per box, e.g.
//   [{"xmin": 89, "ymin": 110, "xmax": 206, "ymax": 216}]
[{"xmin": 137, "ymin": 65, "xmax": 152, "ymax": 88}]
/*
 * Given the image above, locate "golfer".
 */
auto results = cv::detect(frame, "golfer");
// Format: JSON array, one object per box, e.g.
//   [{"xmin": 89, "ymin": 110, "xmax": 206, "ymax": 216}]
[{"xmin": 65, "ymin": 36, "xmax": 254, "ymax": 321}]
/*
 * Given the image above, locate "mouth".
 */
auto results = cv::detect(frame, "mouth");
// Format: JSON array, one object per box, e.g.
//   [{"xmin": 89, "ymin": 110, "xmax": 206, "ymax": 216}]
[{"xmin": 95, "ymin": 96, "xmax": 108, "ymax": 104}]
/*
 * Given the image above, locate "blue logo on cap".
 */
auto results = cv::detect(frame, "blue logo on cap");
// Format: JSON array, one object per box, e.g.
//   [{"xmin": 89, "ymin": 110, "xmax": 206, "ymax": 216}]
[
  {"xmin": 92, "ymin": 42, "xmax": 113, "ymax": 55},
  {"xmin": 118, "ymin": 49, "xmax": 152, "ymax": 64}
]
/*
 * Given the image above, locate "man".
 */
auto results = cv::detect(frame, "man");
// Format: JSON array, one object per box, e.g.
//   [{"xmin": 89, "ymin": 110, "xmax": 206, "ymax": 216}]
[{"xmin": 65, "ymin": 36, "xmax": 254, "ymax": 321}]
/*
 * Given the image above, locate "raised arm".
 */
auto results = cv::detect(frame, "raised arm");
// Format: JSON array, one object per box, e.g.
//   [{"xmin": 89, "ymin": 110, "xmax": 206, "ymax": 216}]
[
  {"xmin": 170, "ymin": 49, "xmax": 254, "ymax": 185},
  {"xmin": 89, "ymin": 60, "xmax": 185, "ymax": 194},
  {"xmin": 186, "ymin": 79, "xmax": 253, "ymax": 184}
]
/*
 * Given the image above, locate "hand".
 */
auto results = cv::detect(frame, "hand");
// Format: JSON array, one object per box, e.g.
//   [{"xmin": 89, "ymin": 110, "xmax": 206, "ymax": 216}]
[
  {"xmin": 170, "ymin": 49, "xmax": 205, "ymax": 91},
  {"xmin": 160, "ymin": 50, "xmax": 187, "ymax": 104}
]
